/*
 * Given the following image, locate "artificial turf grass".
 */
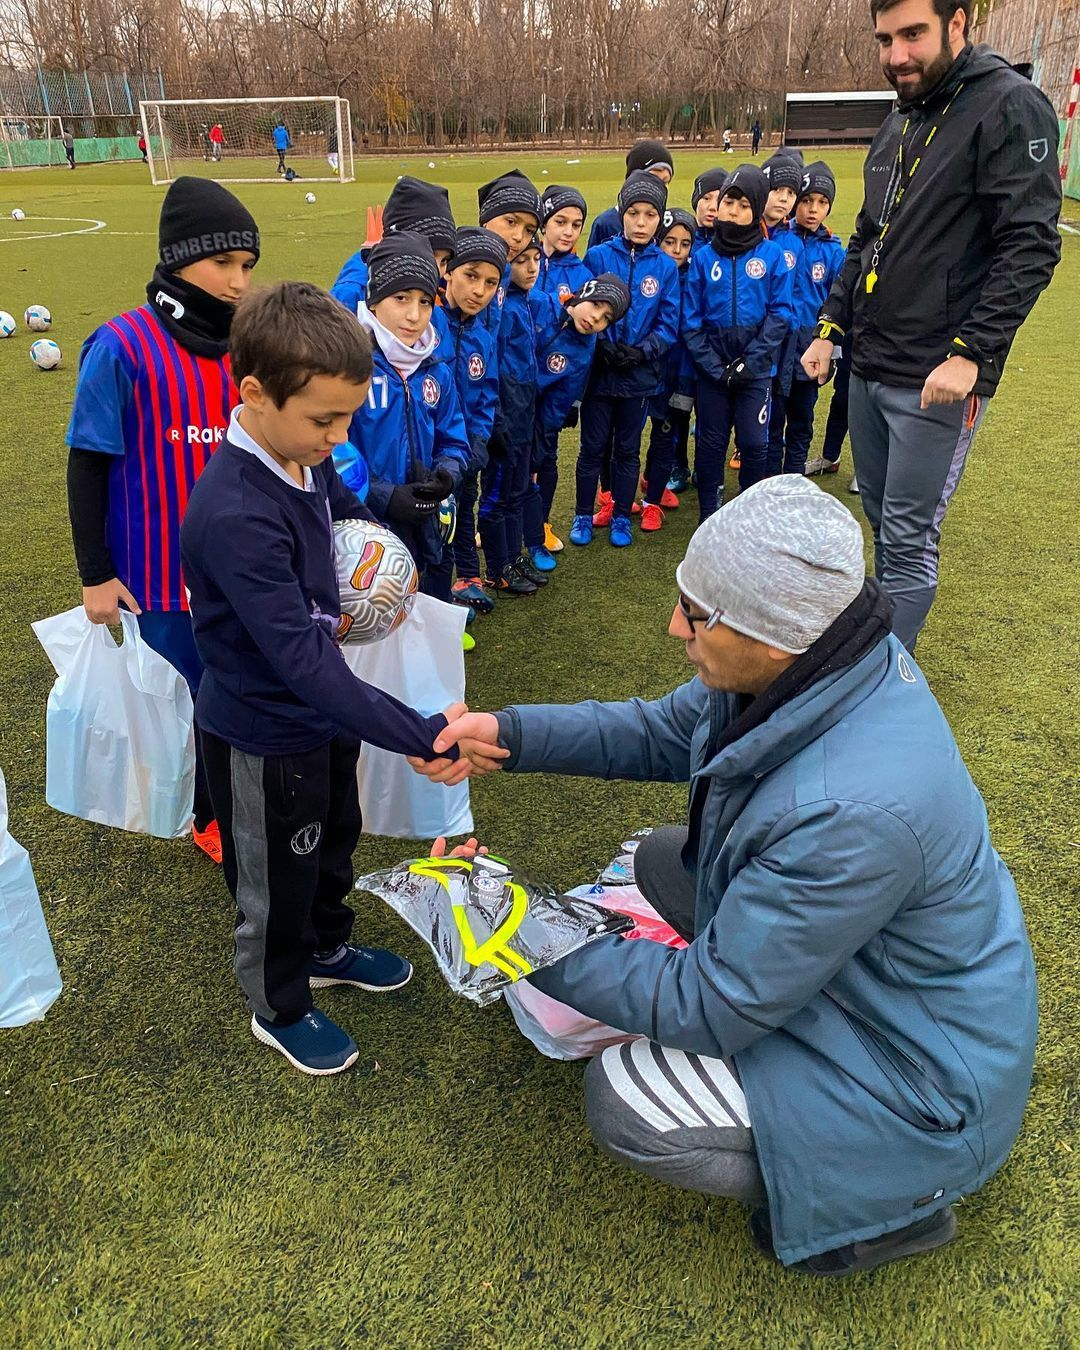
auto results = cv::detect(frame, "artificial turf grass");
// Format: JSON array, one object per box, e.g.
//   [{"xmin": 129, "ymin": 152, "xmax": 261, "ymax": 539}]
[{"xmin": 1, "ymin": 157, "xmax": 1078, "ymax": 1348}]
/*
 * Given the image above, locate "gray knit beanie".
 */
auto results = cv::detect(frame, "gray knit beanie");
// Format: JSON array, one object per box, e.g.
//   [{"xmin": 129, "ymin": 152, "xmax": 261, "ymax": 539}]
[{"xmin": 675, "ymin": 476, "xmax": 866, "ymax": 653}]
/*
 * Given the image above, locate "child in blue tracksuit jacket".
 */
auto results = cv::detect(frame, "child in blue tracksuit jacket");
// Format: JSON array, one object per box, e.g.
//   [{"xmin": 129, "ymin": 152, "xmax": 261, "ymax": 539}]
[
  {"xmin": 766, "ymin": 162, "xmax": 845, "ymax": 476},
  {"xmin": 330, "ymin": 176, "xmax": 456, "ymax": 319},
  {"xmin": 682, "ymin": 165, "xmax": 795, "ymax": 515},
  {"xmin": 339, "ymin": 233, "xmax": 469, "ymax": 600},
  {"xmin": 524, "ymin": 273, "xmax": 631, "ymax": 567},
  {"xmin": 479, "ymin": 235, "xmax": 546, "ymax": 595},
  {"xmin": 691, "ymin": 168, "xmax": 727, "ymax": 255},
  {"xmin": 641, "ymin": 208, "xmax": 696, "ymax": 525},
  {"xmin": 536, "ymin": 185, "xmax": 591, "ymax": 303},
  {"xmin": 586, "ymin": 140, "xmax": 674, "ymax": 248},
  {"xmin": 272, "ymin": 121, "xmax": 291, "ymax": 175},
  {"xmin": 433, "ymin": 227, "xmax": 508, "ymax": 611},
  {"xmin": 572, "ymin": 172, "xmax": 680, "ymax": 548},
  {"xmin": 474, "ymin": 168, "xmax": 542, "ymax": 342}
]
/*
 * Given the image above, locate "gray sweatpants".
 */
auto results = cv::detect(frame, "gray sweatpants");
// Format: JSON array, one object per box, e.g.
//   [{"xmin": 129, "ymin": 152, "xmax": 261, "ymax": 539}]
[
  {"xmin": 848, "ymin": 377, "xmax": 986, "ymax": 651},
  {"xmin": 582, "ymin": 826, "xmax": 767, "ymax": 1206}
]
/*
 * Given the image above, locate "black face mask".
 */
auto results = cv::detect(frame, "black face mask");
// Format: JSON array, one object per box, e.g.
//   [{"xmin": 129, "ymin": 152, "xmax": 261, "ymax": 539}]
[
  {"xmin": 146, "ymin": 264, "xmax": 236, "ymax": 358},
  {"xmin": 711, "ymin": 218, "xmax": 763, "ymax": 258}
]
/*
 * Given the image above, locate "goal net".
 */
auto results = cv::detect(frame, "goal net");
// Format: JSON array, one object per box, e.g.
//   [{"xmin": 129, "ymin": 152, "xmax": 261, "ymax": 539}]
[
  {"xmin": 138, "ymin": 97, "xmax": 354, "ymax": 185},
  {"xmin": 0, "ymin": 116, "xmax": 68, "ymax": 170}
]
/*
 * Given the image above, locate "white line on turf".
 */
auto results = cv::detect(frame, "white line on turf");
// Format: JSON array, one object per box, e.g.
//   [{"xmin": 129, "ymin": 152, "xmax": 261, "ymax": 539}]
[{"xmin": 0, "ymin": 216, "xmax": 106, "ymax": 243}]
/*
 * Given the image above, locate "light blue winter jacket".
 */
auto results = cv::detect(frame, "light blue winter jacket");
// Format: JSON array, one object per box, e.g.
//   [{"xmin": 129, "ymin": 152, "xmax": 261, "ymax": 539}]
[{"xmin": 499, "ymin": 636, "xmax": 1037, "ymax": 1266}]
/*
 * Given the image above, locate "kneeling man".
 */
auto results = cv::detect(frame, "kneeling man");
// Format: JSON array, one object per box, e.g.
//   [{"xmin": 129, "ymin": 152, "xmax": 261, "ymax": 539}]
[{"xmin": 415, "ymin": 476, "xmax": 1037, "ymax": 1275}]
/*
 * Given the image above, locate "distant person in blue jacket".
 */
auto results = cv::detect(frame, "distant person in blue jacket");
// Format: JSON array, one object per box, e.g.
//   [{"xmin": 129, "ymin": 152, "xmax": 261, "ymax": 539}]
[
  {"xmin": 272, "ymin": 120, "xmax": 292, "ymax": 176},
  {"xmin": 181, "ymin": 281, "xmax": 456, "ymax": 1077},
  {"xmin": 536, "ymin": 184, "xmax": 590, "ymax": 305},
  {"xmin": 682, "ymin": 165, "xmax": 794, "ymax": 514},
  {"xmin": 767, "ymin": 162, "xmax": 845, "ymax": 477},
  {"xmin": 587, "ymin": 140, "xmax": 674, "ymax": 249},
  {"xmin": 341, "ymin": 232, "xmax": 470, "ymax": 600},
  {"xmin": 572, "ymin": 171, "xmax": 680, "ymax": 549},
  {"xmin": 525, "ymin": 273, "xmax": 630, "ymax": 569},
  {"xmin": 412, "ymin": 476, "xmax": 1037, "ymax": 1277}
]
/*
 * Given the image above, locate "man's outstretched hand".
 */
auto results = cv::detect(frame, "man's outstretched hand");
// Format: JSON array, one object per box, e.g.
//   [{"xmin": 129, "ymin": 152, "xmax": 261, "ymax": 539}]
[{"xmin": 409, "ymin": 709, "xmax": 507, "ymax": 786}]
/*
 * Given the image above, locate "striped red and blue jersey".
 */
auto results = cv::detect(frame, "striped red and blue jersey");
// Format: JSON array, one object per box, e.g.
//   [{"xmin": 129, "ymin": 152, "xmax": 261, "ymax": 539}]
[{"xmin": 66, "ymin": 305, "xmax": 236, "ymax": 611}]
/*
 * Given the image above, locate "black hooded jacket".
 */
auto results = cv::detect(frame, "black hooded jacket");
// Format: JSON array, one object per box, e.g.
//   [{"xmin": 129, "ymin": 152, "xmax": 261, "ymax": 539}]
[{"xmin": 819, "ymin": 44, "xmax": 1061, "ymax": 396}]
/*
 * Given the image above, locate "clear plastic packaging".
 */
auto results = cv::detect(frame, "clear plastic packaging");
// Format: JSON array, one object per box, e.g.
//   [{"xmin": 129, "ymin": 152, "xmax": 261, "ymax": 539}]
[{"xmin": 354, "ymin": 854, "xmax": 633, "ymax": 1005}]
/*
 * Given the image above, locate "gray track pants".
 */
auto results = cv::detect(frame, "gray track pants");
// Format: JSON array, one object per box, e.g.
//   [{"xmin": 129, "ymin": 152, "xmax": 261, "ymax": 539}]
[
  {"xmin": 849, "ymin": 378, "xmax": 986, "ymax": 651},
  {"xmin": 582, "ymin": 826, "xmax": 767, "ymax": 1206}
]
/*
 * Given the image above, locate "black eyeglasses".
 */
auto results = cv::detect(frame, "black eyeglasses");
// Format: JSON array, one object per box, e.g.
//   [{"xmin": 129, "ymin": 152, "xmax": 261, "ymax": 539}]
[{"xmin": 678, "ymin": 593, "xmax": 722, "ymax": 632}]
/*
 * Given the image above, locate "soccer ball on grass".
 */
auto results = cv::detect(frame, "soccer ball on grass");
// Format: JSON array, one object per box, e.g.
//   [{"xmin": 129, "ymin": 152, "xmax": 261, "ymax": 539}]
[
  {"xmin": 0, "ymin": 311, "xmax": 16, "ymax": 338},
  {"xmin": 30, "ymin": 338, "xmax": 62, "ymax": 370},
  {"xmin": 25, "ymin": 304, "xmax": 51, "ymax": 331},
  {"xmin": 305, "ymin": 192, "xmax": 316, "ymax": 204},
  {"xmin": 11, "ymin": 208, "xmax": 25, "ymax": 220},
  {"xmin": 333, "ymin": 518, "xmax": 418, "ymax": 643}
]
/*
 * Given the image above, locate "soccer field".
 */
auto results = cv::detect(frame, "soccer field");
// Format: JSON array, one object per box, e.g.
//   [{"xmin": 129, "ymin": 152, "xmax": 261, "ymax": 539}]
[{"xmin": 1, "ymin": 153, "xmax": 1077, "ymax": 1345}]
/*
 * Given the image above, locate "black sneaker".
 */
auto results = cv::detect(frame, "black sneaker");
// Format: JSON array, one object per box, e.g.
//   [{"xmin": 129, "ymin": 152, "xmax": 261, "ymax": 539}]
[
  {"xmin": 512, "ymin": 553, "xmax": 549, "ymax": 587},
  {"xmin": 487, "ymin": 569, "xmax": 537, "ymax": 597},
  {"xmin": 749, "ymin": 1205, "xmax": 957, "ymax": 1276}
]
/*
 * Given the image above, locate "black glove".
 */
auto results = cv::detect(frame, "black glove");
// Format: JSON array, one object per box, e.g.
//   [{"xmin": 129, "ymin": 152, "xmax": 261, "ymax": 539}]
[
  {"xmin": 596, "ymin": 341, "xmax": 622, "ymax": 369},
  {"xmin": 620, "ymin": 344, "xmax": 645, "ymax": 367},
  {"xmin": 384, "ymin": 483, "xmax": 441, "ymax": 524},
  {"xmin": 721, "ymin": 357, "xmax": 750, "ymax": 389},
  {"xmin": 562, "ymin": 403, "xmax": 580, "ymax": 430},
  {"xmin": 412, "ymin": 466, "xmax": 455, "ymax": 502}
]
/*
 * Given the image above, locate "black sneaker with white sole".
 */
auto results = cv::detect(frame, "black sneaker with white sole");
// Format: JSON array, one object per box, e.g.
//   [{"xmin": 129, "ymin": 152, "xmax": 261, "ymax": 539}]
[{"xmin": 250, "ymin": 1009, "xmax": 359, "ymax": 1075}]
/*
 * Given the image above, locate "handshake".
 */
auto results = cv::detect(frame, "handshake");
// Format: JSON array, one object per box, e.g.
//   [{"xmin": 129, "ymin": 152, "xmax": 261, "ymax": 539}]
[{"xmin": 407, "ymin": 702, "xmax": 509, "ymax": 786}]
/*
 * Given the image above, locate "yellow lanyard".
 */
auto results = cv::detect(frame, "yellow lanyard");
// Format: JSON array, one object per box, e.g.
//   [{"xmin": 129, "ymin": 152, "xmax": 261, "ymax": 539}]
[{"xmin": 865, "ymin": 82, "xmax": 964, "ymax": 295}]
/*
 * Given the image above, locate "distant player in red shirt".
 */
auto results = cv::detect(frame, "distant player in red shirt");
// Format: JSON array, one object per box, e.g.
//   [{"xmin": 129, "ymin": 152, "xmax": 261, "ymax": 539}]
[
  {"xmin": 65, "ymin": 177, "xmax": 260, "ymax": 862},
  {"xmin": 209, "ymin": 123, "xmax": 225, "ymax": 162}
]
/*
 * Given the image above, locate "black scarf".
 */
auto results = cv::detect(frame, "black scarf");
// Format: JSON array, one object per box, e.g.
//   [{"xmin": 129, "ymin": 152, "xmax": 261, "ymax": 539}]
[
  {"xmin": 715, "ymin": 578, "xmax": 896, "ymax": 756},
  {"xmin": 711, "ymin": 220, "xmax": 764, "ymax": 258},
  {"xmin": 146, "ymin": 264, "xmax": 235, "ymax": 359}
]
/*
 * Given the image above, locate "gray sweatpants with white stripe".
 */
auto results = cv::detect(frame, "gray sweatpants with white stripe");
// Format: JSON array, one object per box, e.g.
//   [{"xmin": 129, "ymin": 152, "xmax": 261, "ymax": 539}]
[
  {"xmin": 849, "ymin": 378, "xmax": 987, "ymax": 651},
  {"xmin": 582, "ymin": 827, "xmax": 767, "ymax": 1206}
]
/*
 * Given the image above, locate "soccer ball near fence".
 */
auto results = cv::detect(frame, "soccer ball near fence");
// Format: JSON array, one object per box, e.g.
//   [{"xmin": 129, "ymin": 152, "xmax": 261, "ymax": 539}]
[
  {"xmin": 25, "ymin": 305, "xmax": 51, "ymax": 331},
  {"xmin": 334, "ymin": 518, "xmax": 418, "ymax": 644},
  {"xmin": 30, "ymin": 339, "xmax": 62, "ymax": 370}
]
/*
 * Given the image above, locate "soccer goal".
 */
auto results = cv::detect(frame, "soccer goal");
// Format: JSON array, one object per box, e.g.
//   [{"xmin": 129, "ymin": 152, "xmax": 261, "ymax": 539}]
[
  {"xmin": 0, "ymin": 116, "xmax": 68, "ymax": 170},
  {"xmin": 138, "ymin": 96, "xmax": 354, "ymax": 185}
]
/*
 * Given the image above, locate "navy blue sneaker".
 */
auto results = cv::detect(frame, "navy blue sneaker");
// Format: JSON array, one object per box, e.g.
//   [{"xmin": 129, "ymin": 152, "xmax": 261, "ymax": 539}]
[
  {"xmin": 667, "ymin": 470, "xmax": 690, "ymax": 494},
  {"xmin": 310, "ymin": 944, "xmax": 413, "ymax": 992},
  {"xmin": 609, "ymin": 514, "xmax": 633, "ymax": 547},
  {"xmin": 251, "ymin": 1009, "xmax": 358, "ymax": 1075}
]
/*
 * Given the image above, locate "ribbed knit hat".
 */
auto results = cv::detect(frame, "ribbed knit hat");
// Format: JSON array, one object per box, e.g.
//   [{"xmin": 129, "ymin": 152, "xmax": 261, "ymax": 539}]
[
  {"xmin": 798, "ymin": 160, "xmax": 836, "ymax": 207},
  {"xmin": 540, "ymin": 185, "xmax": 588, "ymax": 226},
  {"xmin": 722, "ymin": 164, "xmax": 769, "ymax": 222},
  {"xmin": 366, "ymin": 231, "xmax": 439, "ymax": 306},
  {"xmin": 761, "ymin": 155, "xmax": 802, "ymax": 195},
  {"xmin": 692, "ymin": 167, "xmax": 729, "ymax": 209},
  {"xmin": 158, "ymin": 177, "xmax": 260, "ymax": 272},
  {"xmin": 675, "ymin": 476, "xmax": 866, "ymax": 654},
  {"xmin": 618, "ymin": 170, "xmax": 668, "ymax": 218},
  {"xmin": 383, "ymin": 176, "xmax": 456, "ymax": 255},
  {"xmin": 568, "ymin": 272, "xmax": 631, "ymax": 322},
  {"xmin": 445, "ymin": 226, "xmax": 508, "ymax": 274},
  {"xmin": 626, "ymin": 140, "xmax": 674, "ymax": 177},
  {"xmin": 658, "ymin": 207, "xmax": 697, "ymax": 244},
  {"xmin": 477, "ymin": 169, "xmax": 542, "ymax": 225}
]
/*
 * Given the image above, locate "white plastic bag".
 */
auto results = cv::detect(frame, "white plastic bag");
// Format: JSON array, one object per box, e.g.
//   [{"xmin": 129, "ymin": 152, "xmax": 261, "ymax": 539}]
[
  {"xmin": 342, "ymin": 592, "xmax": 472, "ymax": 838},
  {"xmin": 0, "ymin": 767, "xmax": 62, "ymax": 1026},
  {"xmin": 31, "ymin": 607, "xmax": 195, "ymax": 838}
]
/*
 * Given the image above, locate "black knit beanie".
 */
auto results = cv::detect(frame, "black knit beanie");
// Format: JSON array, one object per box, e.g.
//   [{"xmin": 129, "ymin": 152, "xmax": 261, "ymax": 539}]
[
  {"xmin": 568, "ymin": 272, "xmax": 631, "ymax": 323},
  {"xmin": 445, "ymin": 226, "xmax": 509, "ymax": 273},
  {"xmin": 366, "ymin": 231, "xmax": 439, "ymax": 307},
  {"xmin": 158, "ymin": 176, "xmax": 260, "ymax": 272},
  {"xmin": 383, "ymin": 176, "xmax": 456, "ymax": 255},
  {"xmin": 658, "ymin": 207, "xmax": 697, "ymax": 244},
  {"xmin": 722, "ymin": 165, "xmax": 769, "ymax": 222},
  {"xmin": 477, "ymin": 169, "xmax": 542, "ymax": 225},
  {"xmin": 762, "ymin": 155, "xmax": 802, "ymax": 195},
  {"xmin": 626, "ymin": 140, "xmax": 674, "ymax": 177},
  {"xmin": 540, "ymin": 185, "xmax": 588, "ymax": 226},
  {"xmin": 692, "ymin": 167, "xmax": 729, "ymax": 209},
  {"xmin": 798, "ymin": 160, "xmax": 836, "ymax": 207},
  {"xmin": 618, "ymin": 170, "xmax": 668, "ymax": 218}
]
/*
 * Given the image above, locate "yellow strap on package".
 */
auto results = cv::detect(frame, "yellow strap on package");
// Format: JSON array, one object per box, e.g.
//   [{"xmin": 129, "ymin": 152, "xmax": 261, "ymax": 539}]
[{"xmin": 408, "ymin": 858, "xmax": 534, "ymax": 982}]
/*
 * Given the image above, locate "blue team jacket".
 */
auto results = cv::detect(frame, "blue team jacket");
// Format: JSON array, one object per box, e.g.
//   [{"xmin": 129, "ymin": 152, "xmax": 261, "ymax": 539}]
[
  {"xmin": 347, "ymin": 338, "xmax": 469, "ymax": 566},
  {"xmin": 272, "ymin": 125, "xmax": 290, "ymax": 151},
  {"xmin": 536, "ymin": 249, "xmax": 590, "ymax": 304},
  {"xmin": 491, "ymin": 283, "xmax": 541, "ymax": 450},
  {"xmin": 785, "ymin": 224, "xmax": 845, "ymax": 387},
  {"xmin": 586, "ymin": 205, "xmax": 621, "ymax": 250},
  {"xmin": 501, "ymin": 637, "xmax": 1037, "ymax": 1267},
  {"xmin": 330, "ymin": 251, "xmax": 451, "ymax": 353},
  {"xmin": 682, "ymin": 235, "xmax": 795, "ymax": 383},
  {"xmin": 583, "ymin": 236, "xmax": 681, "ymax": 399},
  {"xmin": 534, "ymin": 306, "xmax": 597, "ymax": 433},
  {"xmin": 649, "ymin": 260, "xmax": 694, "ymax": 418},
  {"xmin": 440, "ymin": 302, "xmax": 500, "ymax": 469}
]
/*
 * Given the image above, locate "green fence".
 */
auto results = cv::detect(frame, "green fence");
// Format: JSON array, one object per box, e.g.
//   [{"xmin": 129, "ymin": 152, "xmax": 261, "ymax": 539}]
[
  {"xmin": 1061, "ymin": 119, "xmax": 1079, "ymax": 201},
  {"xmin": 3, "ymin": 135, "xmax": 152, "ymax": 167}
]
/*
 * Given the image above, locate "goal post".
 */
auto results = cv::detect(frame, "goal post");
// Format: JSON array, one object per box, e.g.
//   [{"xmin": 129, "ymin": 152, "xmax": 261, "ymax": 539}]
[
  {"xmin": 138, "ymin": 96, "xmax": 354, "ymax": 186},
  {"xmin": 0, "ymin": 115, "xmax": 67, "ymax": 170}
]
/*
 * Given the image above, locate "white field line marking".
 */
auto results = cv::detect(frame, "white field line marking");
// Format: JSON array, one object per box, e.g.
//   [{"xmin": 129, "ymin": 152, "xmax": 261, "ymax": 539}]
[
  {"xmin": 1060, "ymin": 221, "xmax": 1079, "ymax": 235},
  {"xmin": 0, "ymin": 215, "xmax": 106, "ymax": 243}
]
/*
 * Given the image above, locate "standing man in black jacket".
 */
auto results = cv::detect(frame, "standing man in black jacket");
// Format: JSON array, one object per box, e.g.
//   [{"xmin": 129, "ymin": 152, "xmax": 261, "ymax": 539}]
[{"xmin": 801, "ymin": 0, "xmax": 1061, "ymax": 650}]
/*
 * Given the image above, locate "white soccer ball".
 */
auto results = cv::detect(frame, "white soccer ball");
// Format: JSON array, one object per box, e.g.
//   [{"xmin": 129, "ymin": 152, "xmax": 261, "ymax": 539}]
[
  {"xmin": 30, "ymin": 338, "xmax": 62, "ymax": 370},
  {"xmin": 25, "ymin": 304, "xmax": 51, "ymax": 331},
  {"xmin": 305, "ymin": 192, "xmax": 316, "ymax": 204},
  {"xmin": 11, "ymin": 208, "xmax": 25, "ymax": 220},
  {"xmin": 333, "ymin": 518, "xmax": 418, "ymax": 644},
  {"xmin": 428, "ymin": 160, "xmax": 436, "ymax": 169},
  {"xmin": 0, "ymin": 311, "xmax": 15, "ymax": 338}
]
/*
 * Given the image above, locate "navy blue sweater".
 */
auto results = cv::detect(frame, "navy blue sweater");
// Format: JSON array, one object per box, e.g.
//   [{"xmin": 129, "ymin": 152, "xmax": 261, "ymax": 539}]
[{"xmin": 180, "ymin": 436, "xmax": 452, "ymax": 758}]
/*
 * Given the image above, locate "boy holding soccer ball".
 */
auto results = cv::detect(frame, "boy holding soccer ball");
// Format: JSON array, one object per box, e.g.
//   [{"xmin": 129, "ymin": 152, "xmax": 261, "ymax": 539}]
[
  {"xmin": 65, "ymin": 176, "xmax": 260, "ymax": 864},
  {"xmin": 180, "ymin": 281, "xmax": 458, "ymax": 1077}
]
